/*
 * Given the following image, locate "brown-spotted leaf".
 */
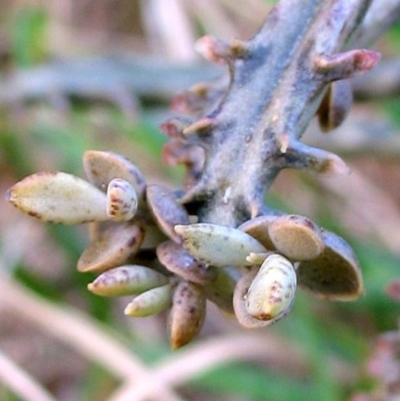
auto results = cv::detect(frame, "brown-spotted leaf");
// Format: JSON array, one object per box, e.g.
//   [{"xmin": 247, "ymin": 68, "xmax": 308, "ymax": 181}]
[
  {"xmin": 175, "ymin": 223, "xmax": 266, "ymax": 267},
  {"xmin": 78, "ymin": 221, "xmax": 145, "ymax": 273},
  {"xmin": 87, "ymin": 264, "xmax": 169, "ymax": 297},
  {"xmin": 268, "ymin": 215, "xmax": 324, "ymax": 261},
  {"xmin": 239, "ymin": 215, "xmax": 278, "ymax": 250},
  {"xmin": 297, "ymin": 230, "xmax": 363, "ymax": 300},
  {"xmin": 83, "ymin": 151, "xmax": 146, "ymax": 200},
  {"xmin": 6, "ymin": 172, "xmax": 108, "ymax": 224},
  {"xmin": 168, "ymin": 280, "xmax": 206, "ymax": 349},
  {"xmin": 157, "ymin": 240, "xmax": 217, "ymax": 284},
  {"xmin": 233, "ymin": 268, "xmax": 272, "ymax": 329},
  {"xmin": 146, "ymin": 184, "xmax": 190, "ymax": 242}
]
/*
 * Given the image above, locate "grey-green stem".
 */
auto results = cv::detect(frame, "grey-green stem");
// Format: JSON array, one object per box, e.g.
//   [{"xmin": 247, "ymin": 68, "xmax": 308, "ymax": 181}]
[{"xmin": 183, "ymin": 0, "xmax": 374, "ymax": 227}]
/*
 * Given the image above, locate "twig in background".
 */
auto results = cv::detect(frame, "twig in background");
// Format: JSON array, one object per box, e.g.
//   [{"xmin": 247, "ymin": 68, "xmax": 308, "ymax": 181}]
[
  {"xmin": 0, "ymin": 269, "xmax": 185, "ymax": 401},
  {"xmin": 108, "ymin": 333, "xmax": 308, "ymax": 401},
  {"xmin": 354, "ymin": 0, "xmax": 400, "ymax": 46},
  {"xmin": 0, "ymin": 349, "xmax": 57, "ymax": 401},
  {"xmin": 140, "ymin": 0, "xmax": 198, "ymax": 62}
]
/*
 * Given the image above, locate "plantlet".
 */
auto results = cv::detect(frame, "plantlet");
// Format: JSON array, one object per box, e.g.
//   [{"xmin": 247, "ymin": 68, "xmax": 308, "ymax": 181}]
[{"xmin": 6, "ymin": 0, "xmax": 385, "ymax": 349}]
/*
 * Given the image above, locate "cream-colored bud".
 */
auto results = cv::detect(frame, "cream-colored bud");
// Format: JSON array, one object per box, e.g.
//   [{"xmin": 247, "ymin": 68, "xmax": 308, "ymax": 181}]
[
  {"xmin": 87, "ymin": 265, "xmax": 169, "ymax": 297},
  {"xmin": 6, "ymin": 172, "xmax": 108, "ymax": 224},
  {"xmin": 175, "ymin": 223, "xmax": 266, "ymax": 267},
  {"xmin": 124, "ymin": 284, "xmax": 172, "ymax": 317},
  {"xmin": 106, "ymin": 178, "xmax": 138, "ymax": 222},
  {"xmin": 245, "ymin": 254, "xmax": 296, "ymax": 321}
]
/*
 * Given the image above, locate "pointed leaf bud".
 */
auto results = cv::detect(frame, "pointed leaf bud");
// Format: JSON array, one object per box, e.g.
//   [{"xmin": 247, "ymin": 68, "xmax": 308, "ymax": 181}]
[
  {"xmin": 195, "ymin": 35, "xmax": 248, "ymax": 64},
  {"xmin": 168, "ymin": 281, "xmax": 206, "ymax": 349},
  {"xmin": 175, "ymin": 223, "xmax": 267, "ymax": 267},
  {"xmin": 246, "ymin": 252, "xmax": 270, "ymax": 265},
  {"xmin": 286, "ymin": 141, "xmax": 350, "ymax": 175},
  {"xmin": 182, "ymin": 117, "xmax": 214, "ymax": 137},
  {"xmin": 6, "ymin": 172, "xmax": 108, "ymax": 224},
  {"xmin": 87, "ymin": 265, "xmax": 169, "ymax": 297},
  {"xmin": 124, "ymin": 284, "xmax": 172, "ymax": 317}
]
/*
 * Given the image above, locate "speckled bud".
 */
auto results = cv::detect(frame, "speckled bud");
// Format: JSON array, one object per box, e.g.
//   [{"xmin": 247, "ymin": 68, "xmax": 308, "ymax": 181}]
[
  {"xmin": 168, "ymin": 280, "xmax": 206, "ymax": 349},
  {"xmin": 6, "ymin": 172, "xmax": 108, "ymax": 224},
  {"xmin": 245, "ymin": 254, "xmax": 296, "ymax": 321},
  {"xmin": 124, "ymin": 284, "xmax": 172, "ymax": 317},
  {"xmin": 175, "ymin": 223, "xmax": 266, "ymax": 267},
  {"xmin": 87, "ymin": 265, "xmax": 169, "ymax": 297},
  {"xmin": 106, "ymin": 178, "xmax": 138, "ymax": 222}
]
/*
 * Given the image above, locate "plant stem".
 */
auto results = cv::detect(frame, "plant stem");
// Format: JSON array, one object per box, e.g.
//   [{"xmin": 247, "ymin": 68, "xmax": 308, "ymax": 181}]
[{"xmin": 184, "ymin": 0, "xmax": 373, "ymax": 227}]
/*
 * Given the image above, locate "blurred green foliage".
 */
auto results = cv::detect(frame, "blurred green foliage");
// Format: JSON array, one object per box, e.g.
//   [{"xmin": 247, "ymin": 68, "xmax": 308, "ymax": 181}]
[{"xmin": 10, "ymin": 6, "xmax": 49, "ymax": 67}]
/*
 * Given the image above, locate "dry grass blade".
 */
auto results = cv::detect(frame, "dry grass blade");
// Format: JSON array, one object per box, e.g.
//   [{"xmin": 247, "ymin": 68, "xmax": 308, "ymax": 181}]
[
  {"xmin": 0, "ymin": 270, "xmax": 185, "ymax": 401},
  {"xmin": 108, "ymin": 333, "xmax": 308, "ymax": 401},
  {"xmin": 141, "ymin": 0, "xmax": 197, "ymax": 61},
  {"xmin": 0, "ymin": 350, "xmax": 57, "ymax": 401}
]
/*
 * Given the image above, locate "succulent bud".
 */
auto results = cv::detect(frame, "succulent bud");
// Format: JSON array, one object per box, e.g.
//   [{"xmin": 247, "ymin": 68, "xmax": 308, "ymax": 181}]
[
  {"xmin": 124, "ymin": 284, "xmax": 172, "ymax": 317},
  {"xmin": 87, "ymin": 265, "xmax": 169, "ymax": 297},
  {"xmin": 146, "ymin": 184, "xmax": 190, "ymax": 243},
  {"xmin": 239, "ymin": 215, "xmax": 278, "ymax": 250},
  {"xmin": 314, "ymin": 49, "xmax": 381, "ymax": 81},
  {"xmin": 268, "ymin": 215, "xmax": 324, "ymax": 261},
  {"xmin": 83, "ymin": 150, "xmax": 146, "ymax": 201},
  {"xmin": 106, "ymin": 178, "xmax": 138, "ymax": 222},
  {"xmin": 6, "ymin": 172, "xmax": 108, "ymax": 224},
  {"xmin": 175, "ymin": 223, "xmax": 266, "ymax": 267},
  {"xmin": 77, "ymin": 221, "xmax": 145, "ymax": 273},
  {"xmin": 157, "ymin": 240, "xmax": 217, "ymax": 284},
  {"xmin": 168, "ymin": 280, "xmax": 206, "ymax": 349},
  {"xmin": 245, "ymin": 254, "xmax": 296, "ymax": 321}
]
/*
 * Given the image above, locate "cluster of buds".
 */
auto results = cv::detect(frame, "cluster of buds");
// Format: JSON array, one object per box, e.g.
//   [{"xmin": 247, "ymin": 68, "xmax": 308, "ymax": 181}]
[
  {"xmin": 6, "ymin": 150, "xmax": 363, "ymax": 348},
  {"xmin": 6, "ymin": 1, "xmax": 380, "ymax": 348}
]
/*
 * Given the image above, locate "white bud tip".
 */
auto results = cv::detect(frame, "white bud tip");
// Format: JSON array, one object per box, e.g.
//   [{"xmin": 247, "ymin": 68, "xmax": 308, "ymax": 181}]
[
  {"xmin": 106, "ymin": 178, "xmax": 138, "ymax": 222},
  {"xmin": 245, "ymin": 254, "xmax": 296, "ymax": 321}
]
